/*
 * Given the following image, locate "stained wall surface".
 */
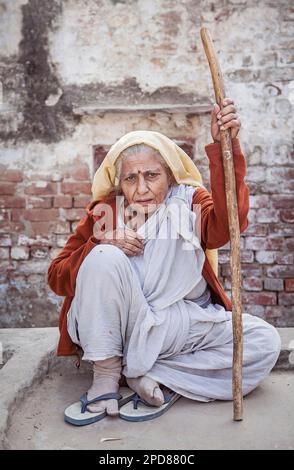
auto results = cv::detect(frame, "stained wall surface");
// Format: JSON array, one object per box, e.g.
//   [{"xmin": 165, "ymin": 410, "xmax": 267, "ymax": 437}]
[{"xmin": 0, "ymin": 0, "xmax": 293, "ymax": 327}]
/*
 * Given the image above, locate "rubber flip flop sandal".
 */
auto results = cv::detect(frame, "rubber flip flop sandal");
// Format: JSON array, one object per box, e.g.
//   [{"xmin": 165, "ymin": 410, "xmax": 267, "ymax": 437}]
[
  {"xmin": 119, "ymin": 387, "xmax": 181, "ymax": 422},
  {"xmin": 64, "ymin": 386, "xmax": 136, "ymax": 426}
]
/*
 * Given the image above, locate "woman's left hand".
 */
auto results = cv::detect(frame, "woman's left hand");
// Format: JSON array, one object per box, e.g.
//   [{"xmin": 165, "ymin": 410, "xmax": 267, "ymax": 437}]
[{"xmin": 211, "ymin": 98, "xmax": 241, "ymax": 143}]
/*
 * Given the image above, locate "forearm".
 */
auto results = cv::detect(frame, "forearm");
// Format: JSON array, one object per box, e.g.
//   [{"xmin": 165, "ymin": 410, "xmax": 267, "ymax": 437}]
[
  {"xmin": 193, "ymin": 138, "xmax": 250, "ymax": 249},
  {"xmin": 48, "ymin": 236, "xmax": 99, "ymax": 297},
  {"xmin": 47, "ymin": 214, "xmax": 100, "ymax": 297}
]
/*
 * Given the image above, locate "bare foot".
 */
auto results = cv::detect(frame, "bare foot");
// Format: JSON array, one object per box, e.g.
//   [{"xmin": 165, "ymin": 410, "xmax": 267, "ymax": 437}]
[
  {"xmin": 87, "ymin": 357, "xmax": 121, "ymax": 416},
  {"xmin": 126, "ymin": 376, "xmax": 164, "ymax": 407}
]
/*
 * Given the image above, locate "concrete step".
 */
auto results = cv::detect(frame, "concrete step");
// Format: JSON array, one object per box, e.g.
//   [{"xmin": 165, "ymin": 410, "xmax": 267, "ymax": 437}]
[
  {"xmin": 275, "ymin": 327, "xmax": 294, "ymax": 370},
  {"xmin": 0, "ymin": 326, "xmax": 293, "ymax": 449}
]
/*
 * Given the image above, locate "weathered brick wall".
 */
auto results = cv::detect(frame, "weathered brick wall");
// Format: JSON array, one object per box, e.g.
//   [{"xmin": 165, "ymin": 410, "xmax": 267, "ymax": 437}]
[{"xmin": 0, "ymin": 0, "xmax": 293, "ymax": 327}]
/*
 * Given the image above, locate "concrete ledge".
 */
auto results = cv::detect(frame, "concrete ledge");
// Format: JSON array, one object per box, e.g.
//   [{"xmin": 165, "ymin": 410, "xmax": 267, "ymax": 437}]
[
  {"xmin": 0, "ymin": 326, "xmax": 293, "ymax": 449},
  {"xmin": 275, "ymin": 328, "xmax": 294, "ymax": 370},
  {"xmin": 73, "ymin": 103, "xmax": 212, "ymax": 116},
  {"xmin": 0, "ymin": 328, "xmax": 59, "ymax": 449}
]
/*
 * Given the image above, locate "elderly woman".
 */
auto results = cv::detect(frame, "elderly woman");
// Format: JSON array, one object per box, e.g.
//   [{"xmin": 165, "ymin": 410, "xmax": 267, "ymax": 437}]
[{"xmin": 48, "ymin": 99, "xmax": 281, "ymax": 425}]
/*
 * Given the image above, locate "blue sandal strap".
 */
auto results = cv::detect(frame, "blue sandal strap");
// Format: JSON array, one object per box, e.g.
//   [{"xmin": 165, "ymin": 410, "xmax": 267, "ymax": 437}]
[
  {"xmin": 80, "ymin": 392, "xmax": 122, "ymax": 414},
  {"xmin": 131, "ymin": 389, "xmax": 173, "ymax": 410}
]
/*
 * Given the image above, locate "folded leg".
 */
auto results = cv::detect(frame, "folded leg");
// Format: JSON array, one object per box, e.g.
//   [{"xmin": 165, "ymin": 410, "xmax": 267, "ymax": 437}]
[{"xmin": 146, "ymin": 313, "xmax": 281, "ymax": 401}]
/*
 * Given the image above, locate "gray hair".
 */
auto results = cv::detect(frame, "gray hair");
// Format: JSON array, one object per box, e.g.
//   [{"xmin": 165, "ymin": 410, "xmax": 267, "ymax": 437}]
[{"xmin": 114, "ymin": 143, "xmax": 175, "ymax": 192}]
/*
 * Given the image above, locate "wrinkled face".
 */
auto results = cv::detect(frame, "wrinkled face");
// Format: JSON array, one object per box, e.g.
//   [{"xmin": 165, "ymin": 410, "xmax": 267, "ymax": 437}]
[{"xmin": 120, "ymin": 152, "xmax": 172, "ymax": 216}]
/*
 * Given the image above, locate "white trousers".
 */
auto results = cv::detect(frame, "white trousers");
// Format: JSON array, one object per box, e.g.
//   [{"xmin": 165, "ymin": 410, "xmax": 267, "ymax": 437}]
[{"xmin": 67, "ymin": 245, "xmax": 281, "ymax": 402}]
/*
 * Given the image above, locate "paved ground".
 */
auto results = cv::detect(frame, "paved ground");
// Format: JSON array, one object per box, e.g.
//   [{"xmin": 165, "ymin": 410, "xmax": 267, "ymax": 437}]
[
  {"xmin": 5, "ymin": 370, "xmax": 294, "ymax": 450},
  {"xmin": 1, "ymin": 327, "xmax": 294, "ymax": 450}
]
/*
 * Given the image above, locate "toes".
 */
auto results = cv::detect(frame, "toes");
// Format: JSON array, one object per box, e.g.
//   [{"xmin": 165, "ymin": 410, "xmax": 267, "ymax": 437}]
[
  {"xmin": 87, "ymin": 399, "xmax": 119, "ymax": 415},
  {"xmin": 141, "ymin": 386, "xmax": 164, "ymax": 407},
  {"xmin": 87, "ymin": 401, "xmax": 107, "ymax": 413},
  {"xmin": 144, "ymin": 384, "xmax": 156, "ymax": 400},
  {"xmin": 106, "ymin": 399, "xmax": 119, "ymax": 416},
  {"xmin": 153, "ymin": 387, "xmax": 164, "ymax": 405}
]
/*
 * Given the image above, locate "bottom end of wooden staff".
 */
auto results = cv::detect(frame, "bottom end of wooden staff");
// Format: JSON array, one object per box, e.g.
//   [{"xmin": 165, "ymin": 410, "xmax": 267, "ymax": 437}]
[
  {"xmin": 233, "ymin": 407, "xmax": 243, "ymax": 421},
  {"xmin": 233, "ymin": 396, "xmax": 243, "ymax": 421},
  {"xmin": 233, "ymin": 415, "xmax": 243, "ymax": 422}
]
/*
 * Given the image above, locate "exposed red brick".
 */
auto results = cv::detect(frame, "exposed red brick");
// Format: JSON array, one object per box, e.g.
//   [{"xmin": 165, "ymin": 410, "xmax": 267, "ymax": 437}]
[
  {"xmin": 26, "ymin": 174, "xmax": 51, "ymax": 181},
  {"xmin": 0, "ymin": 210, "xmax": 10, "ymax": 222},
  {"xmin": 245, "ymin": 236, "xmax": 284, "ymax": 250},
  {"xmin": 27, "ymin": 197, "xmax": 52, "ymax": 209},
  {"xmin": 0, "ymin": 183, "xmax": 16, "ymax": 195},
  {"xmin": 269, "ymin": 223, "xmax": 294, "ymax": 237},
  {"xmin": 9, "ymin": 273, "xmax": 28, "ymax": 283},
  {"xmin": 30, "ymin": 247, "xmax": 49, "ymax": 259},
  {"xmin": 222, "ymin": 264, "xmax": 262, "ymax": 277},
  {"xmin": 71, "ymin": 221, "xmax": 79, "ymax": 232},
  {"xmin": 267, "ymin": 167, "xmax": 294, "ymax": 181},
  {"xmin": 11, "ymin": 246, "xmax": 29, "ymax": 260},
  {"xmin": 248, "ymin": 209, "xmax": 256, "ymax": 223},
  {"xmin": 249, "ymin": 195, "xmax": 270, "ymax": 208},
  {"xmin": 73, "ymin": 196, "xmax": 91, "ymax": 208},
  {"xmin": 220, "ymin": 238, "xmax": 245, "ymax": 250},
  {"xmin": 243, "ymin": 278, "xmax": 263, "ymax": 291},
  {"xmin": 217, "ymin": 252, "xmax": 229, "ymax": 264},
  {"xmin": 93, "ymin": 146, "xmax": 108, "ymax": 170},
  {"xmin": 12, "ymin": 209, "xmax": 59, "ymax": 222},
  {"xmin": 27, "ymin": 274, "xmax": 45, "ymax": 283},
  {"xmin": 275, "ymin": 252, "xmax": 294, "ymax": 265},
  {"xmin": 255, "ymin": 251, "xmax": 276, "ymax": 264},
  {"xmin": 0, "ymin": 197, "xmax": 26, "ymax": 208},
  {"xmin": 247, "ymin": 182, "xmax": 259, "ymax": 195},
  {"xmin": 260, "ymin": 180, "xmax": 294, "ymax": 194},
  {"xmin": 266, "ymin": 265, "xmax": 294, "ymax": 279},
  {"xmin": 264, "ymin": 278, "xmax": 284, "ymax": 291},
  {"xmin": 284, "ymin": 238, "xmax": 294, "ymax": 251},
  {"xmin": 24, "ymin": 182, "xmax": 57, "ymax": 196},
  {"xmin": 0, "ymin": 234, "xmax": 12, "ymax": 246},
  {"xmin": 265, "ymin": 306, "xmax": 283, "ymax": 318},
  {"xmin": 0, "ymin": 221, "xmax": 25, "ymax": 233},
  {"xmin": 62, "ymin": 208, "xmax": 85, "ymax": 221},
  {"xmin": 52, "ymin": 221, "xmax": 71, "ymax": 234},
  {"xmin": 17, "ymin": 234, "xmax": 53, "ymax": 247},
  {"xmin": 61, "ymin": 182, "xmax": 91, "ymax": 195},
  {"xmin": 242, "ymin": 292, "xmax": 277, "ymax": 305},
  {"xmin": 278, "ymin": 292, "xmax": 294, "ymax": 306},
  {"xmin": 56, "ymin": 235, "xmax": 68, "ymax": 248},
  {"xmin": 60, "ymin": 164, "xmax": 90, "ymax": 181},
  {"xmin": 53, "ymin": 196, "xmax": 72, "ymax": 208},
  {"xmin": 51, "ymin": 173, "xmax": 64, "ymax": 182},
  {"xmin": 49, "ymin": 247, "xmax": 62, "ymax": 260},
  {"xmin": 241, "ymin": 250, "xmax": 254, "ymax": 263},
  {"xmin": 0, "ymin": 247, "xmax": 9, "ymax": 259},
  {"xmin": 243, "ymin": 304, "xmax": 265, "ymax": 317},
  {"xmin": 243, "ymin": 224, "xmax": 268, "ymax": 236},
  {"xmin": 0, "ymin": 168, "xmax": 23, "ymax": 182},
  {"xmin": 280, "ymin": 210, "xmax": 294, "ymax": 223},
  {"xmin": 0, "ymin": 260, "xmax": 17, "ymax": 273},
  {"xmin": 256, "ymin": 208, "xmax": 279, "ymax": 223},
  {"xmin": 285, "ymin": 279, "xmax": 294, "ymax": 291},
  {"xmin": 71, "ymin": 164, "xmax": 90, "ymax": 181},
  {"xmin": 220, "ymin": 250, "xmax": 254, "ymax": 264},
  {"xmin": 30, "ymin": 222, "xmax": 54, "ymax": 237},
  {"xmin": 271, "ymin": 195, "xmax": 294, "ymax": 209}
]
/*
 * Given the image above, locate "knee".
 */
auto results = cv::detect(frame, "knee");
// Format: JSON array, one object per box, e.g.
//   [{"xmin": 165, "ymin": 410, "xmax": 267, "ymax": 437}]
[
  {"xmin": 256, "ymin": 322, "xmax": 282, "ymax": 372},
  {"xmin": 245, "ymin": 314, "xmax": 281, "ymax": 357},
  {"xmin": 265, "ymin": 323, "xmax": 282, "ymax": 356},
  {"xmin": 83, "ymin": 244, "xmax": 130, "ymax": 274}
]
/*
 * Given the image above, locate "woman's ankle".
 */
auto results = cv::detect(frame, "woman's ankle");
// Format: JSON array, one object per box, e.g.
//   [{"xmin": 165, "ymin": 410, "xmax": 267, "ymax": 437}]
[{"xmin": 92, "ymin": 356, "xmax": 122, "ymax": 382}]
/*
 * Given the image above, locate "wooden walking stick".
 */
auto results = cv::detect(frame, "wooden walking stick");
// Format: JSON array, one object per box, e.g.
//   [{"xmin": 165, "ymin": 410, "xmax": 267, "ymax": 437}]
[{"xmin": 200, "ymin": 27, "xmax": 243, "ymax": 421}]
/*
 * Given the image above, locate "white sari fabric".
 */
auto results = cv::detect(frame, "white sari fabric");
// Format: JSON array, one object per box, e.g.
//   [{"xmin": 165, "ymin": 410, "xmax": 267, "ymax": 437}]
[{"xmin": 67, "ymin": 184, "xmax": 281, "ymax": 401}]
